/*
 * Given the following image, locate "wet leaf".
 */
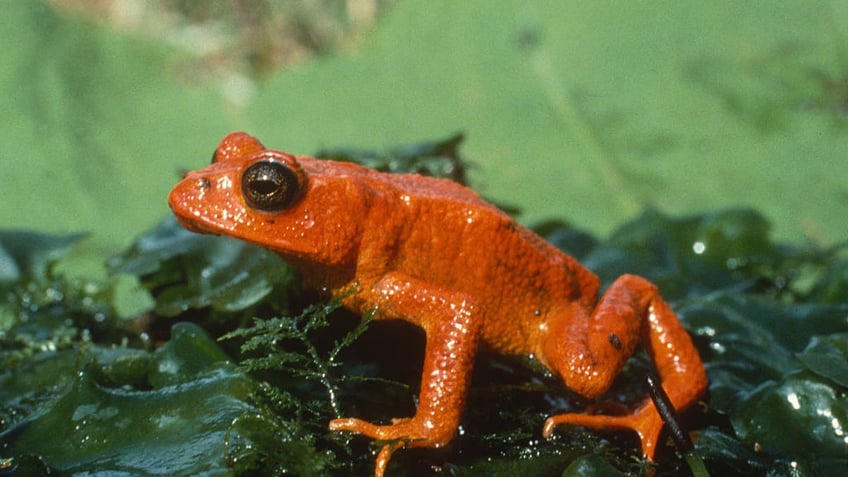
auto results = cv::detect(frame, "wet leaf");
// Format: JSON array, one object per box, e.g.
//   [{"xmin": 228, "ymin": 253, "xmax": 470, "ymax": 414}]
[
  {"xmin": 0, "ymin": 323, "xmax": 278, "ymax": 476},
  {"xmin": 797, "ymin": 334, "xmax": 848, "ymax": 389},
  {"xmin": 109, "ymin": 217, "xmax": 294, "ymax": 317},
  {"xmin": 317, "ymin": 133, "xmax": 469, "ymax": 185},
  {"xmin": 581, "ymin": 208, "xmax": 782, "ymax": 299},
  {"xmin": 561, "ymin": 454, "xmax": 625, "ymax": 477},
  {"xmin": 0, "ymin": 231, "xmax": 85, "ymax": 284},
  {"xmin": 732, "ymin": 372, "xmax": 848, "ymax": 461}
]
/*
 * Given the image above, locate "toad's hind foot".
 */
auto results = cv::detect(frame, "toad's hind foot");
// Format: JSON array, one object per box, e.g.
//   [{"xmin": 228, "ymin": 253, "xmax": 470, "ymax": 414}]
[{"xmin": 542, "ymin": 404, "xmax": 664, "ymax": 460}]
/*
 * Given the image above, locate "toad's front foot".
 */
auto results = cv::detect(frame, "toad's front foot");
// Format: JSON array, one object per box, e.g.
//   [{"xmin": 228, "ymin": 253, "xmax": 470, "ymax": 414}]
[
  {"xmin": 330, "ymin": 416, "xmax": 454, "ymax": 477},
  {"xmin": 542, "ymin": 403, "xmax": 664, "ymax": 461}
]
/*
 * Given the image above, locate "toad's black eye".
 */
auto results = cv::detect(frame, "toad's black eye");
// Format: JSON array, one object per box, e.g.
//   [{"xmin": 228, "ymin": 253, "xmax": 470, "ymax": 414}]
[{"xmin": 241, "ymin": 160, "xmax": 302, "ymax": 212}]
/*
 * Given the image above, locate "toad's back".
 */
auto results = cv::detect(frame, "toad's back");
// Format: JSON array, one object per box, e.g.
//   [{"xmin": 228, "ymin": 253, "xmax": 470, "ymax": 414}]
[{"xmin": 332, "ymin": 166, "xmax": 601, "ymax": 355}]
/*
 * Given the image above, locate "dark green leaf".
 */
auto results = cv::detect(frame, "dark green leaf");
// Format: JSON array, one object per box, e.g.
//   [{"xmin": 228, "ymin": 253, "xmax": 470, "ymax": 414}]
[
  {"xmin": 797, "ymin": 334, "xmax": 848, "ymax": 388},
  {"xmin": 316, "ymin": 133, "xmax": 469, "ymax": 184},
  {"xmin": 0, "ymin": 323, "xmax": 281, "ymax": 476},
  {"xmin": 582, "ymin": 208, "xmax": 782, "ymax": 299},
  {"xmin": 0, "ymin": 231, "xmax": 85, "ymax": 284},
  {"xmin": 562, "ymin": 454, "xmax": 625, "ymax": 477},
  {"xmin": 110, "ymin": 217, "xmax": 295, "ymax": 316},
  {"xmin": 732, "ymin": 372, "xmax": 848, "ymax": 460}
]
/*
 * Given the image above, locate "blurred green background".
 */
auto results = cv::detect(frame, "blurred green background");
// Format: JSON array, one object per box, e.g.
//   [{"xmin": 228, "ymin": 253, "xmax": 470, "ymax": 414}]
[
  {"xmin": 3, "ymin": 2, "xmax": 848, "ymax": 475},
  {"xmin": 2, "ymin": 0, "xmax": 847, "ymax": 255}
]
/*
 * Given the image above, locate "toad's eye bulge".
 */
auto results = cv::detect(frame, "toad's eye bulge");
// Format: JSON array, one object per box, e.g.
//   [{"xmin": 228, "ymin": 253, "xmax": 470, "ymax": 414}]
[
  {"xmin": 169, "ymin": 132, "xmax": 707, "ymax": 477},
  {"xmin": 241, "ymin": 160, "xmax": 303, "ymax": 212}
]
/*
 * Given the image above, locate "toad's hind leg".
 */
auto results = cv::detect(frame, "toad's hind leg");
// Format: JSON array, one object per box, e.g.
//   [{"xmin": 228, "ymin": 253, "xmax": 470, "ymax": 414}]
[{"xmin": 540, "ymin": 274, "xmax": 707, "ymax": 460}]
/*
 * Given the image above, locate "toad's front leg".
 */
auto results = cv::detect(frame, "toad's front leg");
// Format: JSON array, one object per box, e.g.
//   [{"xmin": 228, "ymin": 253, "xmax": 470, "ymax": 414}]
[{"xmin": 329, "ymin": 272, "xmax": 482, "ymax": 477}]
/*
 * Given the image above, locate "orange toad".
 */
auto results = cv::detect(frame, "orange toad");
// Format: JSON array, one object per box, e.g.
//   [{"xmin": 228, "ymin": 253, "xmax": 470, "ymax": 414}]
[{"xmin": 169, "ymin": 132, "xmax": 707, "ymax": 476}]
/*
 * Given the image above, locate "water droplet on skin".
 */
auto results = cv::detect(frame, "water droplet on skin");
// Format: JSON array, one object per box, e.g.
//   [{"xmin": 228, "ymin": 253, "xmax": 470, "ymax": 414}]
[{"xmin": 299, "ymin": 215, "xmax": 316, "ymax": 229}]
